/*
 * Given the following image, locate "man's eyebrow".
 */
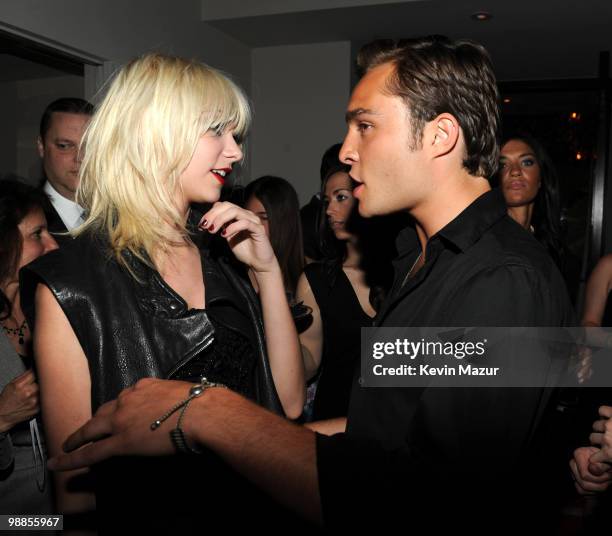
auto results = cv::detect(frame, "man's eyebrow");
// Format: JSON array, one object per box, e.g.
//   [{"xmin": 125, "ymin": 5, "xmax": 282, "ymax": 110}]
[{"xmin": 345, "ymin": 108, "xmax": 377, "ymax": 123}]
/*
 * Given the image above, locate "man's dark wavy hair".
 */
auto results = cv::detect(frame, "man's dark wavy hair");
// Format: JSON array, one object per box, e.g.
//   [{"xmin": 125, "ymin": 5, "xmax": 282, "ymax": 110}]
[{"xmin": 356, "ymin": 35, "xmax": 501, "ymax": 179}]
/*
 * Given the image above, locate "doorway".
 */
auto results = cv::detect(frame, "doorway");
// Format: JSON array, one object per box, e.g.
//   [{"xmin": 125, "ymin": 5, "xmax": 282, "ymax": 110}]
[{"xmin": 0, "ymin": 28, "xmax": 90, "ymax": 186}]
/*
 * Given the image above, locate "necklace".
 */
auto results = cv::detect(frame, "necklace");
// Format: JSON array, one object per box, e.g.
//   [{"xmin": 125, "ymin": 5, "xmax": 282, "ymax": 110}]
[
  {"xmin": 2, "ymin": 318, "xmax": 28, "ymax": 345},
  {"xmin": 401, "ymin": 252, "xmax": 423, "ymax": 287}
]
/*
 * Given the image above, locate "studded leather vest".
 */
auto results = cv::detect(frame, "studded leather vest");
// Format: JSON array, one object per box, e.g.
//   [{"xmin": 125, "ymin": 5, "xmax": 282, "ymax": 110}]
[{"xmin": 20, "ymin": 233, "xmax": 282, "ymax": 414}]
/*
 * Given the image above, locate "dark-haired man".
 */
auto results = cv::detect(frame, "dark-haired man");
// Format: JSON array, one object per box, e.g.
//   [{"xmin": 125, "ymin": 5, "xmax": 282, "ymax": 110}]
[
  {"xmin": 48, "ymin": 37, "xmax": 574, "ymax": 531},
  {"xmin": 37, "ymin": 98, "xmax": 93, "ymax": 234}
]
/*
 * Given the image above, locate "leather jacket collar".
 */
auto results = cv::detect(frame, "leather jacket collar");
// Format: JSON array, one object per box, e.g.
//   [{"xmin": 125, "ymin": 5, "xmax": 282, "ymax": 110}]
[{"xmin": 125, "ymin": 247, "xmax": 240, "ymax": 319}]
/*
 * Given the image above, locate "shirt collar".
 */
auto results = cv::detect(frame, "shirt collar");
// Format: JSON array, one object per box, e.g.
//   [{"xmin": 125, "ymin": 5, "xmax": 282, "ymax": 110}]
[
  {"xmin": 436, "ymin": 189, "xmax": 507, "ymax": 252},
  {"xmin": 394, "ymin": 189, "xmax": 507, "ymax": 257},
  {"xmin": 122, "ymin": 245, "xmax": 237, "ymax": 318},
  {"xmin": 395, "ymin": 224, "xmax": 420, "ymax": 258},
  {"xmin": 43, "ymin": 181, "xmax": 84, "ymax": 231}
]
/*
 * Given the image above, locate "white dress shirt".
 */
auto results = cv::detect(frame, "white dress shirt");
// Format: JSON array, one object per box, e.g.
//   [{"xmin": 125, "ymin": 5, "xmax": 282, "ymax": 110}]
[{"xmin": 43, "ymin": 181, "xmax": 84, "ymax": 231}]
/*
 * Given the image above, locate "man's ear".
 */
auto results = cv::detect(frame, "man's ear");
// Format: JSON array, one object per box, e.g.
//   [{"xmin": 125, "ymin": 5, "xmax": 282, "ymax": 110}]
[
  {"xmin": 37, "ymin": 136, "xmax": 45, "ymax": 159},
  {"xmin": 429, "ymin": 113, "xmax": 460, "ymax": 158}
]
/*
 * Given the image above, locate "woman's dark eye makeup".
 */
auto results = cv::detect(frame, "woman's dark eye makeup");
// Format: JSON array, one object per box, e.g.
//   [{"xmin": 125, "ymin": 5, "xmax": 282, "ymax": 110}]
[{"xmin": 499, "ymin": 155, "xmax": 537, "ymax": 169}]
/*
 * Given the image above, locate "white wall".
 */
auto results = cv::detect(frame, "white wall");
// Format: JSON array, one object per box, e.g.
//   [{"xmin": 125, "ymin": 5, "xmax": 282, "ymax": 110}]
[
  {"xmin": 250, "ymin": 41, "xmax": 351, "ymax": 204},
  {"xmin": 0, "ymin": 0, "xmax": 251, "ymax": 92}
]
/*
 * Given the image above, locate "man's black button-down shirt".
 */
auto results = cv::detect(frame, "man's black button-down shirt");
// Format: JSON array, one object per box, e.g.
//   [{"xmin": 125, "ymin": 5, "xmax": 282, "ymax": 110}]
[{"xmin": 316, "ymin": 189, "xmax": 575, "ymax": 530}]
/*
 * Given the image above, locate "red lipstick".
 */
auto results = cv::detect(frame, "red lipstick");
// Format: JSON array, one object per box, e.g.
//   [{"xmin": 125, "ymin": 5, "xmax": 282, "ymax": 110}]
[{"xmin": 211, "ymin": 168, "xmax": 232, "ymax": 185}]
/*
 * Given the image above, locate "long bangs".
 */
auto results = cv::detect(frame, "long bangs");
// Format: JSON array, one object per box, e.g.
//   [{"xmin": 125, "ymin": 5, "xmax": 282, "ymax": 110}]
[{"xmin": 192, "ymin": 68, "xmax": 250, "ymax": 143}]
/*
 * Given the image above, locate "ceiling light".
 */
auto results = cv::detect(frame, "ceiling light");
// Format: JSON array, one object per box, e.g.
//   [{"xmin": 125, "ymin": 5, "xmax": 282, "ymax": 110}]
[{"xmin": 471, "ymin": 11, "xmax": 492, "ymax": 21}]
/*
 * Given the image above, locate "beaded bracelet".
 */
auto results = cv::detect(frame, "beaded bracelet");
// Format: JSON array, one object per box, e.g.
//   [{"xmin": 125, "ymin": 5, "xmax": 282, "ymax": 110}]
[{"xmin": 150, "ymin": 377, "xmax": 227, "ymax": 454}]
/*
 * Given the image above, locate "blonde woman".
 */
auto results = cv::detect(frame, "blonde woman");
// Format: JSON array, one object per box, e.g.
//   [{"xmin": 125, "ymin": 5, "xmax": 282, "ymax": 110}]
[{"xmin": 20, "ymin": 54, "xmax": 304, "ymax": 530}]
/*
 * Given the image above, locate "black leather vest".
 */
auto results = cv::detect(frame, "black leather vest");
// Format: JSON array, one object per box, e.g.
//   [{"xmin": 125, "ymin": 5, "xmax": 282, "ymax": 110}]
[{"xmin": 20, "ymin": 233, "xmax": 282, "ymax": 414}]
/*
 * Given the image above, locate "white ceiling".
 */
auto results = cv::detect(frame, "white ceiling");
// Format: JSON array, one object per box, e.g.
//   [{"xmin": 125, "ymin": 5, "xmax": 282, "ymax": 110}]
[{"xmin": 202, "ymin": 0, "xmax": 612, "ymax": 81}]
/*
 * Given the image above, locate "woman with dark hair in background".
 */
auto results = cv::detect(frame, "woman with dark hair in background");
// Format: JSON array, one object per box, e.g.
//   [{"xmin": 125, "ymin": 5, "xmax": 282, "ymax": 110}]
[
  {"xmin": 297, "ymin": 146, "xmax": 392, "ymax": 423},
  {"xmin": 243, "ymin": 176, "xmax": 313, "ymax": 338},
  {"xmin": 300, "ymin": 144, "xmax": 347, "ymax": 265},
  {"xmin": 498, "ymin": 133, "xmax": 564, "ymax": 266},
  {"xmin": 0, "ymin": 180, "xmax": 57, "ymax": 514},
  {"xmin": 244, "ymin": 175, "xmax": 304, "ymax": 298}
]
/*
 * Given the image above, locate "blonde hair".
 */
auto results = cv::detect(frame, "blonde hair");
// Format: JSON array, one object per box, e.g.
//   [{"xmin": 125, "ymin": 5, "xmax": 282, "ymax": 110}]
[{"xmin": 74, "ymin": 53, "xmax": 250, "ymax": 270}]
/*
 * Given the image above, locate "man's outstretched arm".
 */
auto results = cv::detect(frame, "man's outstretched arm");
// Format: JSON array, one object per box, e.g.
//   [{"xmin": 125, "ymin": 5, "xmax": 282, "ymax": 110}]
[{"xmin": 49, "ymin": 378, "xmax": 324, "ymax": 525}]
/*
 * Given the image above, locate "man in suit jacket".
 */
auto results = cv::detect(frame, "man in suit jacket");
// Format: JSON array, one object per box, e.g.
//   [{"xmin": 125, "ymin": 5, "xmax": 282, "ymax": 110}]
[{"xmin": 37, "ymin": 98, "xmax": 93, "ymax": 236}]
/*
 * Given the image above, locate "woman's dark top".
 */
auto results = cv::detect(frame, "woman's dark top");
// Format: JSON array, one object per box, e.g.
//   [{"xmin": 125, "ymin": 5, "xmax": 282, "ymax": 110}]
[
  {"xmin": 173, "ymin": 314, "xmax": 256, "ymax": 397},
  {"xmin": 305, "ymin": 262, "xmax": 373, "ymax": 420}
]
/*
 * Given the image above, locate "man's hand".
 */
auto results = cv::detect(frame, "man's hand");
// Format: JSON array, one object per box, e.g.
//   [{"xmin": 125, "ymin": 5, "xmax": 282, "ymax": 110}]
[
  {"xmin": 49, "ymin": 378, "xmax": 197, "ymax": 470},
  {"xmin": 570, "ymin": 446, "xmax": 612, "ymax": 494},
  {"xmin": 589, "ymin": 405, "xmax": 612, "ymax": 468},
  {"xmin": 50, "ymin": 377, "xmax": 323, "ymax": 525}
]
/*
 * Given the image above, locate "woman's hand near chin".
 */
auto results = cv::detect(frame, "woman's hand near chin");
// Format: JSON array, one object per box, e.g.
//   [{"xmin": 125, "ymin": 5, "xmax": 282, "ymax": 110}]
[{"xmin": 199, "ymin": 201, "xmax": 278, "ymax": 274}]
